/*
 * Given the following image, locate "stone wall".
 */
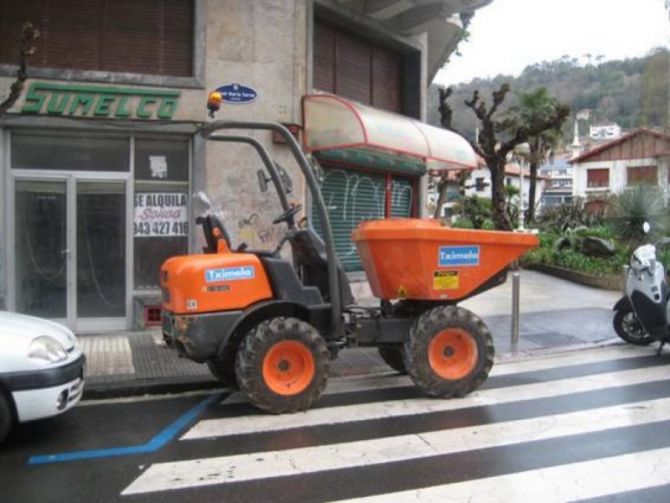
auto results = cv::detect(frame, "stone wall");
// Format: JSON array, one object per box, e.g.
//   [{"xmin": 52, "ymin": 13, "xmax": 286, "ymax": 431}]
[{"xmin": 202, "ymin": 0, "xmax": 308, "ymax": 250}]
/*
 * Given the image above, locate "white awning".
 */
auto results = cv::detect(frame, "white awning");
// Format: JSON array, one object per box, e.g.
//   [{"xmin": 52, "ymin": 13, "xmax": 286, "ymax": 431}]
[{"xmin": 302, "ymin": 93, "xmax": 477, "ymax": 171}]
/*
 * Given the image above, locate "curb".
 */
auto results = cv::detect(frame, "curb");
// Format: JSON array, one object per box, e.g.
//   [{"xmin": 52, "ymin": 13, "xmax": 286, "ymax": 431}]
[
  {"xmin": 83, "ymin": 376, "xmax": 222, "ymax": 400},
  {"xmin": 494, "ymin": 337, "xmax": 624, "ymax": 363},
  {"xmin": 525, "ymin": 263, "xmax": 622, "ymax": 291},
  {"xmin": 81, "ymin": 340, "xmax": 627, "ymax": 400},
  {"xmin": 83, "ymin": 366, "xmax": 394, "ymax": 400}
]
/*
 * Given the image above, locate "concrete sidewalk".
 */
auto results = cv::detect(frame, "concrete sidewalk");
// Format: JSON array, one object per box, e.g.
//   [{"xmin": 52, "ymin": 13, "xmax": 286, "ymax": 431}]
[{"xmin": 80, "ymin": 270, "xmax": 623, "ymax": 399}]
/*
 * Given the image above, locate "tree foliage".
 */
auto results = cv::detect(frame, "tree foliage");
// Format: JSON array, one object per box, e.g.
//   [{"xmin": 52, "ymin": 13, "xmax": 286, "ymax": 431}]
[
  {"xmin": 509, "ymin": 88, "xmax": 565, "ymax": 223},
  {"xmin": 439, "ymin": 85, "xmax": 569, "ymax": 230}
]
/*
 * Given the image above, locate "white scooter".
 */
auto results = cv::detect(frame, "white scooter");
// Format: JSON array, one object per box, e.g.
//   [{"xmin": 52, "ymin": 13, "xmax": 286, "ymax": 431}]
[{"xmin": 613, "ymin": 222, "xmax": 670, "ymax": 353}]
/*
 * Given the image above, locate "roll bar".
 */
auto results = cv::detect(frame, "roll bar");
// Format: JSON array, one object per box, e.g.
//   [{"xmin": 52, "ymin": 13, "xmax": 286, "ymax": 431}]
[
  {"xmin": 200, "ymin": 121, "xmax": 342, "ymax": 338},
  {"xmin": 205, "ymin": 134, "xmax": 290, "ymax": 213}
]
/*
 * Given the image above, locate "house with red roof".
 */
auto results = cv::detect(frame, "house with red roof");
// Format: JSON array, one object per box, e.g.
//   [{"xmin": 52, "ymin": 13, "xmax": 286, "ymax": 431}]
[{"xmin": 570, "ymin": 128, "xmax": 670, "ymax": 210}]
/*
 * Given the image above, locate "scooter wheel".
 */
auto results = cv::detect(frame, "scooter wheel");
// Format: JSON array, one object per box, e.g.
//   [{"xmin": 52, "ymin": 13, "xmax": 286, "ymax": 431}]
[
  {"xmin": 236, "ymin": 317, "xmax": 329, "ymax": 413},
  {"xmin": 613, "ymin": 309, "xmax": 655, "ymax": 346},
  {"xmin": 405, "ymin": 305, "xmax": 494, "ymax": 398}
]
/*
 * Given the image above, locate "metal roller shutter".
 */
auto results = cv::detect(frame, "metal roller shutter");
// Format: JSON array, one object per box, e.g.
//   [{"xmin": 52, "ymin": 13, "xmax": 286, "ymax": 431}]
[
  {"xmin": 312, "ymin": 167, "xmax": 386, "ymax": 272},
  {"xmin": 311, "ymin": 166, "xmax": 415, "ymax": 272},
  {"xmin": 389, "ymin": 177, "xmax": 414, "ymax": 217}
]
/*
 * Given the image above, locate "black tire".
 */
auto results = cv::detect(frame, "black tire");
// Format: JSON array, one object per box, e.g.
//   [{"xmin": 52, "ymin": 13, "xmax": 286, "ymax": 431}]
[
  {"xmin": 377, "ymin": 346, "xmax": 407, "ymax": 374},
  {"xmin": 206, "ymin": 356, "xmax": 239, "ymax": 390},
  {"xmin": 613, "ymin": 309, "xmax": 655, "ymax": 346},
  {"xmin": 404, "ymin": 305, "xmax": 494, "ymax": 398},
  {"xmin": 235, "ymin": 317, "xmax": 330, "ymax": 413},
  {"xmin": 0, "ymin": 390, "xmax": 14, "ymax": 444}
]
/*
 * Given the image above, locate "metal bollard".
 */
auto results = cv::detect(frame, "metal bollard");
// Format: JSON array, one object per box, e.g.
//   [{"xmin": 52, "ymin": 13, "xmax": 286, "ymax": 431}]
[{"xmin": 511, "ymin": 270, "xmax": 521, "ymax": 350}]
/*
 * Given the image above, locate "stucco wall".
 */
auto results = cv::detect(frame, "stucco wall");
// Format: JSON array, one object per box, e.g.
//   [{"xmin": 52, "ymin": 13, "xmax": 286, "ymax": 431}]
[
  {"xmin": 201, "ymin": 0, "xmax": 308, "ymax": 250},
  {"xmin": 573, "ymin": 158, "xmax": 667, "ymax": 198}
]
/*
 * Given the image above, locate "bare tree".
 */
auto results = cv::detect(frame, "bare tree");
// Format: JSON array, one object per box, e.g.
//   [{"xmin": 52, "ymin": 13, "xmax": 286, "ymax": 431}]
[
  {"xmin": 0, "ymin": 22, "xmax": 40, "ymax": 116},
  {"xmin": 439, "ymin": 84, "xmax": 569, "ymax": 230}
]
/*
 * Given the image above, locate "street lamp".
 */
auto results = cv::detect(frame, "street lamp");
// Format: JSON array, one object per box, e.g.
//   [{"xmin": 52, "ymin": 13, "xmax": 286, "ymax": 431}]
[{"xmin": 513, "ymin": 142, "xmax": 530, "ymax": 231}]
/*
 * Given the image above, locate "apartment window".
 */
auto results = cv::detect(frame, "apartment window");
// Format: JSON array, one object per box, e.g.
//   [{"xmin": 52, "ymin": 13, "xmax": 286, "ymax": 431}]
[
  {"xmin": 0, "ymin": 0, "xmax": 194, "ymax": 77},
  {"xmin": 627, "ymin": 165, "xmax": 657, "ymax": 186},
  {"xmin": 587, "ymin": 168, "xmax": 609, "ymax": 188}
]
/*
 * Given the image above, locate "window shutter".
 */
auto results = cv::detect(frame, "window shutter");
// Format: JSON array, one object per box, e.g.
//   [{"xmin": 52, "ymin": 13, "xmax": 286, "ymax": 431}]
[
  {"xmin": 371, "ymin": 47, "xmax": 402, "ymax": 113},
  {"xmin": 0, "ymin": 0, "xmax": 193, "ymax": 77},
  {"xmin": 313, "ymin": 22, "xmax": 335, "ymax": 92},
  {"xmin": 335, "ymin": 34, "xmax": 371, "ymax": 104},
  {"xmin": 313, "ymin": 20, "xmax": 403, "ymax": 114}
]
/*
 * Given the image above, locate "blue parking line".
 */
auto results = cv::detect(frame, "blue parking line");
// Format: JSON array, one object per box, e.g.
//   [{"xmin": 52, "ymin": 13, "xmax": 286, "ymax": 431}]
[{"xmin": 28, "ymin": 393, "xmax": 222, "ymax": 465}]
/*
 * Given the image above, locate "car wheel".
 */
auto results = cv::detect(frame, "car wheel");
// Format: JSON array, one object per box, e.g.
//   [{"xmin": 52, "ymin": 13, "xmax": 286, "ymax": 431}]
[{"xmin": 0, "ymin": 390, "xmax": 14, "ymax": 443}]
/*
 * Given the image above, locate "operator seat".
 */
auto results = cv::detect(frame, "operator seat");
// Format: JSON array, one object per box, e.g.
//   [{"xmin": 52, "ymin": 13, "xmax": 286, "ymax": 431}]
[{"xmin": 289, "ymin": 228, "xmax": 354, "ymax": 307}]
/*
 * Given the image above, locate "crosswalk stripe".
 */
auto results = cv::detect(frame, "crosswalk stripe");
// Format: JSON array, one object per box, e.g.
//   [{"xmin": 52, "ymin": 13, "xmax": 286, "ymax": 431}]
[
  {"xmin": 123, "ymin": 396, "xmax": 670, "ymax": 495},
  {"xmin": 183, "ymin": 363, "xmax": 670, "ymax": 440},
  {"xmin": 489, "ymin": 344, "xmax": 648, "ymax": 376},
  {"xmin": 333, "ymin": 446, "xmax": 670, "ymax": 503}
]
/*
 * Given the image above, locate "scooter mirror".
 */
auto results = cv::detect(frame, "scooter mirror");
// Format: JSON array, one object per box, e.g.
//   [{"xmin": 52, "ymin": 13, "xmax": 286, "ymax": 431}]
[
  {"xmin": 643, "ymin": 221, "xmax": 651, "ymax": 234},
  {"xmin": 256, "ymin": 169, "xmax": 268, "ymax": 192}
]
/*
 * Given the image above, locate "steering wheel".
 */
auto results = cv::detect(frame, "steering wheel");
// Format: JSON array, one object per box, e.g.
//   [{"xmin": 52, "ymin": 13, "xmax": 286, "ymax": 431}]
[{"xmin": 272, "ymin": 204, "xmax": 303, "ymax": 226}]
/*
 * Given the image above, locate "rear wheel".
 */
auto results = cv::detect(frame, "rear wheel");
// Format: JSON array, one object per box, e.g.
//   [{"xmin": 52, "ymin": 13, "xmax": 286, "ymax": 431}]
[
  {"xmin": 613, "ymin": 309, "xmax": 655, "ymax": 346},
  {"xmin": 377, "ymin": 346, "xmax": 407, "ymax": 374},
  {"xmin": 235, "ymin": 317, "xmax": 330, "ymax": 413},
  {"xmin": 404, "ymin": 305, "xmax": 494, "ymax": 398}
]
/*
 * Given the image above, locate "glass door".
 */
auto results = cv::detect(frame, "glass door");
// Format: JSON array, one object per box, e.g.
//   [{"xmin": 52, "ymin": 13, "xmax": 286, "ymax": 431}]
[
  {"xmin": 76, "ymin": 181, "xmax": 127, "ymax": 321},
  {"xmin": 14, "ymin": 179, "xmax": 68, "ymax": 320},
  {"xmin": 12, "ymin": 176, "xmax": 129, "ymax": 331}
]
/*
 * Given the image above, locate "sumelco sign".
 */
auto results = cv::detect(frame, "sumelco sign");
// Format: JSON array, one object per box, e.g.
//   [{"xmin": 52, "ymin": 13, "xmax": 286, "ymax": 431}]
[{"xmin": 22, "ymin": 82, "xmax": 181, "ymax": 120}]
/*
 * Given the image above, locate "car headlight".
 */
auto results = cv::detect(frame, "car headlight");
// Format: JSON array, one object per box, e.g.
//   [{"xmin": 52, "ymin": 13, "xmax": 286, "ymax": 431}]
[{"xmin": 28, "ymin": 336, "xmax": 68, "ymax": 363}]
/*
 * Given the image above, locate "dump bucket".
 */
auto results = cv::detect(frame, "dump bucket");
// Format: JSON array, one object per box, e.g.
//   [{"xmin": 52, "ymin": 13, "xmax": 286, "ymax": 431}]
[{"xmin": 352, "ymin": 219, "xmax": 539, "ymax": 301}]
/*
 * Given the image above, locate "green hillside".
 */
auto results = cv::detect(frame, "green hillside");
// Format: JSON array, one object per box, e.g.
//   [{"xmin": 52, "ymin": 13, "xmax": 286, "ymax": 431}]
[{"xmin": 428, "ymin": 48, "xmax": 670, "ymax": 144}]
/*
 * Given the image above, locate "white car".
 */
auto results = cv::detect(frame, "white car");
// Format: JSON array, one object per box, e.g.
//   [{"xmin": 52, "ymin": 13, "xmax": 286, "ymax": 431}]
[{"xmin": 0, "ymin": 311, "xmax": 85, "ymax": 442}]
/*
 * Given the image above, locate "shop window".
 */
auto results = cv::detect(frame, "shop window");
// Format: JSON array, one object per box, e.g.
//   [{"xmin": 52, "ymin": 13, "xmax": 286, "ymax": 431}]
[
  {"xmin": 133, "ymin": 138, "xmax": 189, "ymax": 290},
  {"xmin": 11, "ymin": 132, "xmax": 130, "ymax": 171},
  {"xmin": 0, "ymin": 0, "xmax": 194, "ymax": 77},
  {"xmin": 587, "ymin": 168, "xmax": 609, "ymax": 188},
  {"xmin": 627, "ymin": 165, "xmax": 657, "ymax": 186}
]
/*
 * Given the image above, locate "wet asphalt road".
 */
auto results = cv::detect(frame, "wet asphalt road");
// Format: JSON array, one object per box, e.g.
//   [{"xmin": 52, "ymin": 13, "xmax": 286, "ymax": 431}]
[{"xmin": 3, "ymin": 345, "xmax": 670, "ymax": 502}]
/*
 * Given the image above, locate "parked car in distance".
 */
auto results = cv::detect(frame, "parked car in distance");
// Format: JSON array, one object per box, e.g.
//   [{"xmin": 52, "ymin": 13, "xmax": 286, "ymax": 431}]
[{"xmin": 0, "ymin": 311, "xmax": 85, "ymax": 443}]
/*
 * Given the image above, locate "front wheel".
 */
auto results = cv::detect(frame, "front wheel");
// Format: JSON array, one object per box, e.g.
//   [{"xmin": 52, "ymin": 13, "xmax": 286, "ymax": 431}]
[
  {"xmin": 404, "ymin": 306, "xmax": 494, "ymax": 398},
  {"xmin": 235, "ymin": 317, "xmax": 330, "ymax": 413},
  {"xmin": 613, "ymin": 309, "xmax": 655, "ymax": 346}
]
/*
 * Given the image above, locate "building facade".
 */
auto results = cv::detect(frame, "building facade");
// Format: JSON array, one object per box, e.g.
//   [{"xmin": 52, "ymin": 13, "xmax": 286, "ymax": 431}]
[
  {"xmin": 539, "ymin": 155, "xmax": 573, "ymax": 209},
  {"xmin": 0, "ymin": 0, "xmax": 490, "ymax": 332},
  {"xmin": 571, "ymin": 128, "xmax": 670, "ymax": 210}
]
